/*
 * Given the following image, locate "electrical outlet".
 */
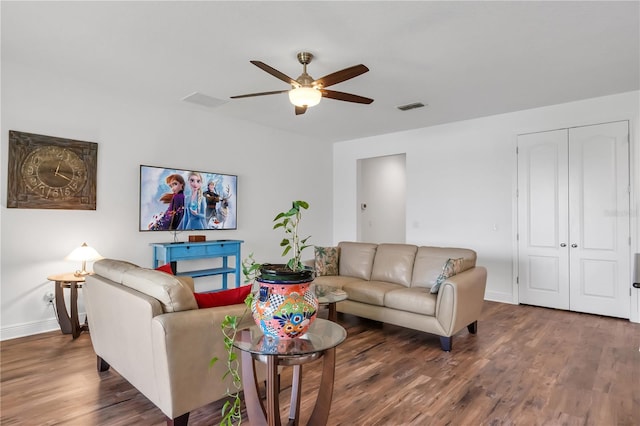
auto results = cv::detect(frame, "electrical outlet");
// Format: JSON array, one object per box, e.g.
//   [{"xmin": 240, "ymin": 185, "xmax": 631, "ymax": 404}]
[{"xmin": 44, "ymin": 292, "xmax": 55, "ymax": 304}]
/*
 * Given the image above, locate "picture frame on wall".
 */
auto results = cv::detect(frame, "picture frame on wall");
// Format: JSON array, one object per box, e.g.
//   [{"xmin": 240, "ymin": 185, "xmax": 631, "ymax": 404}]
[{"xmin": 6, "ymin": 130, "xmax": 98, "ymax": 210}]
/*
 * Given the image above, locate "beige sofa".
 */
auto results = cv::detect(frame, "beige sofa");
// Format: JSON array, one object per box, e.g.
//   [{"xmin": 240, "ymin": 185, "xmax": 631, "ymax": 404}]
[
  {"xmin": 312, "ymin": 242, "xmax": 487, "ymax": 351},
  {"xmin": 84, "ymin": 259, "xmax": 258, "ymax": 426}
]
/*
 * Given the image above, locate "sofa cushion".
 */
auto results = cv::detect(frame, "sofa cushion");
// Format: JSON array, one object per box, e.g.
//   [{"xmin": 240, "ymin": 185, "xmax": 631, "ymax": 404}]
[
  {"xmin": 121, "ymin": 268, "xmax": 198, "ymax": 313},
  {"xmin": 338, "ymin": 242, "xmax": 378, "ymax": 280},
  {"xmin": 175, "ymin": 276, "xmax": 195, "ymax": 292},
  {"xmin": 411, "ymin": 247, "xmax": 477, "ymax": 289},
  {"xmin": 314, "ymin": 246, "xmax": 340, "ymax": 276},
  {"xmin": 154, "ymin": 264, "xmax": 197, "ymax": 292},
  {"xmin": 194, "ymin": 285, "xmax": 252, "ymax": 309},
  {"xmin": 370, "ymin": 244, "xmax": 417, "ymax": 287},
  {"xmin": 384, "ymin": 287, "xmax": 437, "ymax": 316},
  {"xmin": 342, "ymin": 280, "xmax": 404, "ymax": 306},
  {"xmin": 430, "ymin": 257, "xmax": 465, "ymax": 294},
  {"xmin": 312, "ymin": 275, "xmax": 365, "ymax": 290},
  {"xmin": 93, "ymin": 259, "xmax": 139, "ymax": 284}
]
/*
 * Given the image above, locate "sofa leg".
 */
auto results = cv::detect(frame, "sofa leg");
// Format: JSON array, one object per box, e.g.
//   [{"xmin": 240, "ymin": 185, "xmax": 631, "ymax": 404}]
[
  {"xmin": 166, "ymin": 412, "xmax": 189, "ymax": 426},
  {"xmin": 439, "ymin": 336, "xmax": 452, "ymax": 352},
  {"xmin": 97, "ymin": 356, "xmax": 110, "ymax": 372},
  {"xmin": 467, "ymin": 320, "xmax": 478, "ymax": 334}
]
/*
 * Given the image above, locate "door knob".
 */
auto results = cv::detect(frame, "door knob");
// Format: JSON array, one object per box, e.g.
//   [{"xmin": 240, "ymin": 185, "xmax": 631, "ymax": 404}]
[
  {"xmin": 571, "ymin": 244, "xmax": 578, "ymax": 248},
  {"xmin": 560, "ymin": 243, "xmax": 567, "ymax": 247}
]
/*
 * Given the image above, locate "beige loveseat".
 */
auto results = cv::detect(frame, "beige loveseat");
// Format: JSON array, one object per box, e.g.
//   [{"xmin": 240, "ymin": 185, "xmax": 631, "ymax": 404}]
[
  {"xmin": 312, "ymin": 242, "xmax": 487, "ymax": 351},
  {"xmin": 84, "ymin": 259, "xmax": 257, "ymax": 426}
]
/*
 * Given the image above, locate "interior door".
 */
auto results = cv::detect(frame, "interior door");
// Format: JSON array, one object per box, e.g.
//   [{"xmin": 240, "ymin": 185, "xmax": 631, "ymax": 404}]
[
  {"xmin": 568, "ymin": 121, "xmax": 630, "ymax": 318},
  {"xmin": 517, "ymin": 129, "xmax": 570, "ymax": 310},
  {"xmin": 517, "ymin": 121, "xmax": 630, "ymax": 318}
]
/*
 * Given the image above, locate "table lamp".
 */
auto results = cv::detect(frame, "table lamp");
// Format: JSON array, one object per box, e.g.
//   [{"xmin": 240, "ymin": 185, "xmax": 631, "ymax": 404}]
[{"xmin": 65, "ymin": 242, "xmax": 103, "ymax": 276}]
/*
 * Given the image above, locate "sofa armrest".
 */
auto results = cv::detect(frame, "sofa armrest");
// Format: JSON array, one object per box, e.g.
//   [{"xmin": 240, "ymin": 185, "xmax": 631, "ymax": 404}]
[
  {"xmin": 434, "ymin": 266, "xmax": 487, "ymax": 336},
  {"xmin": 150, "ymin": 304, "xmax": 257, "ymax": 419}
]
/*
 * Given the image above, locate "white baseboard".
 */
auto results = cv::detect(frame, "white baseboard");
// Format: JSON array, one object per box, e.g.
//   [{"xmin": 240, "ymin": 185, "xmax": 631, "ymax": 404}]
[
  {"xmin": 1, "ymin": 318, "xmax": 62, "ymax": 341},
  {"xmin": 484, "ymin": 291, "xmax": 516, "ymax": 304}
]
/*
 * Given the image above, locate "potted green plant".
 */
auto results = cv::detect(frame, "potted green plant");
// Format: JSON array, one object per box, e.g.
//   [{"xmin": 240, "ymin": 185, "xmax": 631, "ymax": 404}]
[
  {"xmin": 212, "ymin": 200, "xmax": 316, "ymax": 425},
  {"xmin": 250, "ymin": 200, "xmax": 318, "ymax": 339}
]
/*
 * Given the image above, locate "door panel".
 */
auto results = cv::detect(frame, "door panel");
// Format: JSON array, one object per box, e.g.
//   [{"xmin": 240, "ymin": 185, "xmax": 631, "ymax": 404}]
[
  {"xmin": 527, "ymin": 255, "xmax": 561, "ymax": 293},
  {"xmin": 581, "ymin": 259, "xmax": 617, "ymax": 298},
  {"xmin": 568, "ymin": 121, "xmax": 630, "ymax": 318},
  {"xmin": 517, "ymin": 129, "xmax": 569, "ymax": 309}
]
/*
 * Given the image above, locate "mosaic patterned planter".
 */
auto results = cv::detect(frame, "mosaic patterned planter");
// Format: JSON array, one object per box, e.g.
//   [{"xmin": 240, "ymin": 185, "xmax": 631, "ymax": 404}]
[{"xmin": 251, "ymin": 265, "xmax": 318, "ymax": 340}]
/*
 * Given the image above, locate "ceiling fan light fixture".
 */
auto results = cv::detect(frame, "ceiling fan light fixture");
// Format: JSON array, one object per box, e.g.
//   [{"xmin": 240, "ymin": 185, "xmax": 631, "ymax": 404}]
[{"xmin": 288, "ymin": 86, "xmax": 321, "ymax": 107}]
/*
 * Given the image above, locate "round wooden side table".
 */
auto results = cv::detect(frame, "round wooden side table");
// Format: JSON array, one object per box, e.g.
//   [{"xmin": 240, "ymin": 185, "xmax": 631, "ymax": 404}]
[
  {"xmin": 234, "ymin": 318, "xmax": 347, "ymax": 426},
  {"xmin": 47, "ymin": 272, "xmax": 90, "ymax": 339}
]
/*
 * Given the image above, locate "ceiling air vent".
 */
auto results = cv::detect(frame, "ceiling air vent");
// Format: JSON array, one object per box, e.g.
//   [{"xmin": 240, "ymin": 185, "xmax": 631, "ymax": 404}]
[
  {"xmin": 181, "ymin": 92, "xmax": 228, "ymax": 108},
  {"xmin": 396, "ymin": 102, "xmax": 426, "ymax": 111}
]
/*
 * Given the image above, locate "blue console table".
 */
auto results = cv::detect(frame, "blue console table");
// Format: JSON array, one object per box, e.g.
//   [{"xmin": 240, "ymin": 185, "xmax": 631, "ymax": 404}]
[{"xmin": 151, "ymin": 240, "xmax": 244, "ymax": 289}]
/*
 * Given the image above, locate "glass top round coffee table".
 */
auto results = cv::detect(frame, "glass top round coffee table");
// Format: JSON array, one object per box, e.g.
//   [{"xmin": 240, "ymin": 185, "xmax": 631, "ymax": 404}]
[
  {"xmin": 312, "ymin": 284, "xmax": 348, "ymax": 322},
  {"xmin": 234, "ymin": 318, "xmax": 347, "ymax": 426}
]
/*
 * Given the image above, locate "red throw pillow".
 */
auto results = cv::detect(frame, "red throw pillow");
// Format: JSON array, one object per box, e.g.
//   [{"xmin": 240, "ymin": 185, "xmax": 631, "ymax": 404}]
[
  {"xmin": 155, "ymin": 264, "xmax": 174, "ymax": 275},
  {"xmin": 194, "ymin": 285, "xmax": 252, "ymax": 309}
]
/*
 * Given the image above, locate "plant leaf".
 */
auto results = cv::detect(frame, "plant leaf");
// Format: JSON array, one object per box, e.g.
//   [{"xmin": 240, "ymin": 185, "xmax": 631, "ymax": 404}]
[{"xmin": 294, "ymin": 200, "xmax": 309, "ymax": 209}]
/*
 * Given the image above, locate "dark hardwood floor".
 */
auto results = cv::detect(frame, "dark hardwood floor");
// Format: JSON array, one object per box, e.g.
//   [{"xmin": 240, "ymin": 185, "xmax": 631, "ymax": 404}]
[{"xmin": 1, "ymin": 301, "xmax": 639, "ymax": 425}]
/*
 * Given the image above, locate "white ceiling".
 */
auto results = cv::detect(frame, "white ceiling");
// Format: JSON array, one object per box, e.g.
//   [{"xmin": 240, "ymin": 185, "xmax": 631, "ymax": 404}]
[{"xmin": 2, "ymin": 1, "xmax": 639, "ymax": 143}]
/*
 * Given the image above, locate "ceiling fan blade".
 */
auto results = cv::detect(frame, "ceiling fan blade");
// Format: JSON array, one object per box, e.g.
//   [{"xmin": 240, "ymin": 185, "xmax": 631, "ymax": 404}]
[
  {"xmin": 321, "ymin": 89, "xmax": 374, "ymax": 104},
  {"xmin": 230, "ymin": 90, "xmax": 289, "ymax": 99},
  {"xmin": 314, "ymin": 64, "xmax": 369, "ymax": 88},
  {"xmin": 250, "ymin": 60, "xmax": 297, "ymax": 86},
  {"xmin": 295, "ymin": 105, "xmax": 307, "ymax": 115}
]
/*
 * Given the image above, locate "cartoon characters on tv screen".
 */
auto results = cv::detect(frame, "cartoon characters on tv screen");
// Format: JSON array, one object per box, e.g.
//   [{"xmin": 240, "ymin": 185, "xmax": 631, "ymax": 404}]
[
  {"xmin": 148, "ymin": 174, "xmax": 185, "ymax": 231},
  {"xmin": 148, "ymin": 170, "xmax": 234, "ymax": 231},
  {"xmin": 203, "ymin": 179, "xmax": 233, "ymax": 229}
]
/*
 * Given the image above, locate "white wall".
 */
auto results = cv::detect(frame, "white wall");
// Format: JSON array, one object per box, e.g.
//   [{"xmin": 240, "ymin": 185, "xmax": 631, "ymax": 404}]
[
  {"xmin": 334, "ymin": 91, "xmax": 640, "ymax": 322},
  {"xmin": 0, "ymin": 61, "xmax": 334, "ymax": 340}
]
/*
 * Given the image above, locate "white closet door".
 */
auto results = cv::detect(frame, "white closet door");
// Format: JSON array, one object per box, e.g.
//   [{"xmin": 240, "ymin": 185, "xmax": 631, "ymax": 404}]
[
  {"xmin": 568, "ymin": 121, "xmax": 630, "ymax": 318},
  {"xmin": 517, "ymin": 121, "xmax": 630, "ymax": 318},
  {"xmin": 517, "ymin": 129, "xmax": 570, "ymax": 310}
]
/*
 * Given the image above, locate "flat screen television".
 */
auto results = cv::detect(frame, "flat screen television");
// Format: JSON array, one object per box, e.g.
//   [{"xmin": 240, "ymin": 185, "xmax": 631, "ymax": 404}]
[{"xmin": 139, "ymin": 165, "xmax": 237, "ymax": 231}]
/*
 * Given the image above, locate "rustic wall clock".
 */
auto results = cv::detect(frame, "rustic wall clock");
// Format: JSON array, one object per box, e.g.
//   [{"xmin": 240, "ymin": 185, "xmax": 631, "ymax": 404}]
[{"xmin": 7, "ymin": 130, "xmax": 97, "ymax": 210}]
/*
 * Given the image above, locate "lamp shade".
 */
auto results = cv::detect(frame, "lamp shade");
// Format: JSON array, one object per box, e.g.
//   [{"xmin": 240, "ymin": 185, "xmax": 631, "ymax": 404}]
[
  {"xmin": 65, "ymin": 242, "xmax": 103, "ymax": 276},
  {"xmin": 288, "ymin": 87, "xmax": 322, "ymax": 107},
  {"xmin": 65, "ymin": 242, "xmax": 103, "ymax": 262}
]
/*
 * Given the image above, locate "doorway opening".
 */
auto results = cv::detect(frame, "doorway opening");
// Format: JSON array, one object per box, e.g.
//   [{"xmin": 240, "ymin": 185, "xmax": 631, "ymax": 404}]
[{"xmin": 357, "ymin": 153, "xmax": 406, "ymax": 243}]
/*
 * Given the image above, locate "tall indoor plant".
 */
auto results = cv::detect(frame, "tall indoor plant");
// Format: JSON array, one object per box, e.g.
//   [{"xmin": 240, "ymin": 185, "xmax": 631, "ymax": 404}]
[{"xmin": 212, "ymin": 200, "xmax": 315, "ymax": 426}]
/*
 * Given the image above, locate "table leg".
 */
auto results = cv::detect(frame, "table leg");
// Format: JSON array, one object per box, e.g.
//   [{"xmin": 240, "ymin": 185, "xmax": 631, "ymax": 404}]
[
  {"xmin": 307, "ymin": 348, "xmax": 337, "ymax": 426},
  {"xmin": 266, "ymin": 355, "xmax": 281, "ymax": 426},
  {"xmin": 54, "ymin": 281, "xmax": 72, "ymax": 334},
  {"xmin": 288, "ymin": 365, "xmax": 302, "ymax": 425},
  {"xmin": 70, "ymin": 282, "xmax": 82, "ymax": 339},
  {"xmin": 222, "ymin": 256, "xmax": 228, "ymax": 289},
  {"xmin": 328, "ymin": 302, "xmax": 338, "ymax": 322},
  {"xmin": 240, "ymin": 349, "xmax": 267, "ymax": 425}
]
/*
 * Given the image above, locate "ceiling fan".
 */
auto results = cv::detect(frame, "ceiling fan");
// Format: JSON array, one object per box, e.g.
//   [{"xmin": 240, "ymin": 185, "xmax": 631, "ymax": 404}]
[{"xmin": 231, "ymin": 52, "xmax": 374, "ymax": 115}]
